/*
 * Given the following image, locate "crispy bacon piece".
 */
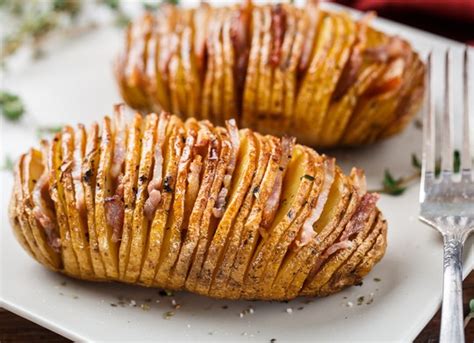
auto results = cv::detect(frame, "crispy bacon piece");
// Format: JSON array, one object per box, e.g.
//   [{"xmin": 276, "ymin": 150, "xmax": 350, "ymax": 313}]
[
  {"xmin": 332, "ymin": 12, "xmax": 375, "ymax": 101},
  {"xmin": 296, "ymin": 158, "xmax": 336, "ymax": 247},
  {"xmin": 106, "ymin": 195, "xmax": 125, "ymax": 243},
  {"xmin": 298, "ymin": 0, "xmax": 320, "ymax": 72},
  {"xmin": 270, "ymin": 4, "xmax": 286, "ymax": 67},
  {"xmin": 261, "ymin": 136, "xmax": 296, "ymax": 228},
  {"xmin": 32, "ymin": 172, "xmax": 61, "ymax": 252},
  {"xmin": 213, "ymin": 120, "xmax": 241, "ymax": 218},
  {"xmin": 340, "ymin": 192, "xmax": 379, "ymax": 242},
  {"xmin": 364, "ymin": 36, "xmax": 407, "ymax": 63}
]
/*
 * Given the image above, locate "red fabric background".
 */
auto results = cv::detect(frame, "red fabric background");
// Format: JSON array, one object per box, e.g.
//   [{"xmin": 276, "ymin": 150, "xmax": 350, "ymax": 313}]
[{"xmin": 334, "ymin": 0, "xmax": 474, "ymax": 45}]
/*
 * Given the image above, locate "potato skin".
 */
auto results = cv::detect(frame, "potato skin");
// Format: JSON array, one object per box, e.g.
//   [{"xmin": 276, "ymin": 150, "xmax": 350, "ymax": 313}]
[
  {"xmin": 9, "ymin": 110, "xmax": 387, "ymax": 301},
  {"xmin": 115, "ymin": 2, "xmax": 424, "ymax": 148}
]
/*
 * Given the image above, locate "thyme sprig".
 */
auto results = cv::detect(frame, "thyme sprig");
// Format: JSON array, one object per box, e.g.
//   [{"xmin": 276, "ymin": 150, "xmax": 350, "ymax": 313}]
[{"xmin": 372, "ymin": 151, "xmax": 461, "ymax": 196}]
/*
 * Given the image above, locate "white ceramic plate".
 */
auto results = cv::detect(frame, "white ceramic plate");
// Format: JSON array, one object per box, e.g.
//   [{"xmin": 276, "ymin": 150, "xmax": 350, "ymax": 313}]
[{"xmin": 1, "ymin": 2, "xmax": 473, "ymax": 342}]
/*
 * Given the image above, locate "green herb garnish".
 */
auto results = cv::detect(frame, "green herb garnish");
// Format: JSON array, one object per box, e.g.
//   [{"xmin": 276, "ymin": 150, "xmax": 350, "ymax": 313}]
[
  {"xmin": 2, "ymin": 155, "xmax": 14, "ymax": 172},
  {"xmin": 302, "ymin": 174, "xmax": 315, "ymax": 181},
  {"xmin": 0, "ymin": 91, "xmax": 25, "ymax": 121}
]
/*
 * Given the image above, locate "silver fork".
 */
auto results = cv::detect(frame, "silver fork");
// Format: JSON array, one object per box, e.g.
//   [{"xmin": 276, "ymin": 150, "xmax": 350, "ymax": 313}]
[{"xmin": 419, "ymin": 48, "xmax": 473, "ymax": 343}]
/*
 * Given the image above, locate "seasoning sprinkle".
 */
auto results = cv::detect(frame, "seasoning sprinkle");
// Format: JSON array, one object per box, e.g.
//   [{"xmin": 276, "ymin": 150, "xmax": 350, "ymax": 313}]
[{"xmin": 163, "ymin": 311, "xmax": 175, "ymax": 320}]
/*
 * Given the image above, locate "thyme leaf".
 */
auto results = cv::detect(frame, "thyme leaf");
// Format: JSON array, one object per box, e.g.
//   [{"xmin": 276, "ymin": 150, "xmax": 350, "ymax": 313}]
[{"xmin": 0, "ymin": 90, "xmax": 25, "ymax": 121}]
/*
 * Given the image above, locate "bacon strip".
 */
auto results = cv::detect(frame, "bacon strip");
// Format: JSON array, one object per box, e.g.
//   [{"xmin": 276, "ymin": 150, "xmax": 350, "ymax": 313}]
[
  {"xmin": 296, "ymin": 158, "xmax": 336, "ymax": 247},
  {"xmin": 332, "ymin": 12, "xmax": 375, "ymax": 101},
  {"xmin": 261, "ymin": 136, "xmax": 295, "ymax": 228},
  {"xmin": 340, "ymin": 192, "xmax": 379, "ymax": 242},
  {"xmin": 270, "ymin": 4, "xmax": 286, "ymax": 67}
]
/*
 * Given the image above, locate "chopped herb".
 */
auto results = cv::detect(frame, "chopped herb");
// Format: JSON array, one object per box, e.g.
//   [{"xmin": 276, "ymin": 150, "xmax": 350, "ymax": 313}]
[
  {"xmin": 163, "ymin": 310, "xmax": 175, "ymax": 320},
  {"xmin": 373, "ymin": 278, "xmax": 381, "ymax": 282},
  {"xmin": 0, "ymin": 91, "xmax": 25, "ymax": 121},
  {"xmin": 470, "ymin": 299, "xmax": 474, "ymax": 313},
  {"xmin": 114, "ymin": 12, "xmax": 130, "ymax": 28},
  {"xmin": 163, "ymin": 176, "xmax": 173, "ymax": 192},
  {"xmin": 110, "ymin": 303, "xmax": 118, "ymax": 307},
  {"xmin": 382, "ymin": 170, "xmax": 407, "ymax": 196},
  {"xmin": 252, "ymin": 186, "xmax": 260, "ymax": 194},
  {"xmin": 2, "ymin": 155, "xmax": 14, "ymax": 172},
  {"xmin": 140, "ymin": 303, "xmax": 150, "ymax": 311},
  {"xmin": 357, "ymin": 296, "xmax": 365, "ymax": 305},
  {"xmin": 270, "ymin": 339, "xmax": 277, "ymax": 343},
  {"xmin": 302, "ymin": 174, "xmax": 315, "ymax": 181},
  {"xmin": 411, "ymin": 154, "xmax": 421, "ymax": 170},
  {"xmin": 163, "ymin": 0, "xmax": 180, "ymax": 5}
]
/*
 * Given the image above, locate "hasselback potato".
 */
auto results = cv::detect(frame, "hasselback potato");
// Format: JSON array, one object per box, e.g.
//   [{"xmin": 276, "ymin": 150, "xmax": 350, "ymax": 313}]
[
  {"xmin": 9, "ymin": 106, "xmax": 387, "ymax": 300},
  {"xmin": 115, "ymin": 1, "xmax": 425, "ymax": 147}
]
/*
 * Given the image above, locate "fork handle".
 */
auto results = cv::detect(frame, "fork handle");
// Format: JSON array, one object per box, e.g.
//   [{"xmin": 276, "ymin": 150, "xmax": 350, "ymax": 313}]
[{"xmin": 440, "ymin": 231, "xmax": 465, "ymax": 343}]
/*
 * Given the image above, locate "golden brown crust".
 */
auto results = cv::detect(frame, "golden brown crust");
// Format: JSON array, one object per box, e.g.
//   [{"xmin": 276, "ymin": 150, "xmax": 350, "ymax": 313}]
[
  {"xmin": 9, "ymin": 110, "xmax": 387, "ymax": 301},
  {"xmin": 116, "ymin": 3, "xmax": 424, "ymax": 148}
]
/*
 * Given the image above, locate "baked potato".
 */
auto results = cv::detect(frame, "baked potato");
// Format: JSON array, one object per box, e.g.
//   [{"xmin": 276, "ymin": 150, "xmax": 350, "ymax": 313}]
[
  {"xmin": 115, "ymin": 1, "xmax": 425, "ymax": 147},
  {"xmin": 9, "ymin": 106, "xmax": 387, "ymax": 300}
]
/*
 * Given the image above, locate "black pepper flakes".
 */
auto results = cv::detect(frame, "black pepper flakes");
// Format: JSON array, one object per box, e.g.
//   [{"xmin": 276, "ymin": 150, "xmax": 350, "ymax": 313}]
[
  {"xmin": 270, "ymin": 339, "xmax": 277, "ymax": 343},
  {"xmin": 163, "ymin": 176, "xmax": 173, "ymax": 192},
  {"xmin": 253, "ymin": 186, "xmax": 260, "ymax": 194},
  {"xmin": 83, "ymin": 169, "xmax": 92, "ymax": 183},
  {"xmin": 139, "ymin": 175, "xmax": 148, "ymax": 183}
]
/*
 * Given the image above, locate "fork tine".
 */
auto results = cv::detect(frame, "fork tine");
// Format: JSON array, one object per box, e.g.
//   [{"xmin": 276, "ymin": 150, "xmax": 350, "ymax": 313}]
[
  {"xmin": 441, "ymin": 49, "xmax": 453, "ymax": 175},
  {"xmin": 421, "ymin": 52, "xmax": 435, "ymax": 193},
  {"xmin": 461, "ymin": 47, "xmax": 472, "ymax": 179}
]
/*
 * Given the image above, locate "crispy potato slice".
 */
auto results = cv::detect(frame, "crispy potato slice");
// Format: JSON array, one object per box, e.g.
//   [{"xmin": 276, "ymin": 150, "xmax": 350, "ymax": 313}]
[
  {"xmin": 49, "ymin": 133, "xmax": 81, "ymax": 276},
  {"xmin": 266, "ymin": 4, "xmax": 294, "ymax": 136},
  {"xmin": 60, "ymin": 126, "xmax": 94, "ymax": 278},
  {"xmin": 272, "ymin": 167, "xmax": 349, "ymax": 299},
  {"xmin": 9, "ymin": 162, "xmax": 36, "ymax": 260},
  {"xmin": 186, "ymin": 127, "xmax": 232, "ymax": 292},
  {"xmin": 181, "ymin": 130, "xmax": 226, "ymax": 289},
  {"xmin": 242, "ymin": 144, "xmax": 313, "ymax": 299},
  {"xmin": 320, "ymin": 64, "xmax": 384, "ymax": 147},
  {"xmin": 82, "ymin": 122, "xmax": 107, "ymax": 278},
  {"xmin": 221, "ymin": 9, "xmax": 237, "ymax": 122},
  {"xmin": 123, "ymin": 114, "xmax": 158, "ymax": 282},
  {"xmin": 200, "ymin": 15, "xmax": 218, "ymax": 122},
  {"xmin": 209, "ymin": 131, "xmax": 269, "ymax": 298},
  {"xmin": 120, "ymin": 14, "xmax": 154, "ymax": 110},
  {"xmin": 211, "ymin": 10, "xmax": 225, "ymax": 126},
  {"xmin": 378, "ymin": 54, "xmax": 425, "ymax": 139},
  {"xmin": 320, "ymin": 211, "xmax": 386, "ymax": 295},
  {"xmin": 254, "ymin": 5, "xmax": 272, "ymax": 132},
  {"xmin": 293, "ymin": 13, "xmax": 333, "ymax": 143},
  {"xmin": 145, "ymin": 31, "xmax": 171, "ymax": 112},
  {"xmin": 261, "ymin": 153, "xmax": 334, "ymax": 299},
  {"xmin": 310, "ymin": 13, "xmax": 355, "ymax": 143},
  {"xmin": 241, "ymin": 6, "xmax": 263, "ymax": 129},
  {"xmin": 280, "ymin": 7, "xmax": 306, "ymax": 134},
  {"xmin": 197, "ymin": 129, "xmax": 257, "ymax": 295},
  {"xmin": 117, "ymin": 114, "xmax": 143, "ymax": 279},
  {"xmin": 18, "ymin": 152, "xmax": 58, "ymax": 269},
  {"xmin": 302, "ymin": 192, "xmax": 380, "ymax": 295},
  {"xmin": 181, "ymin": 23, "xmax": 201, "ymax": 120},
  {"xmin": 153, "ymin": 127, "xmax": 198, "ymax": 287},
  {"xmin": 226, "ymin": 135, "xmax": 282, "ymax": 299},
  {"xmin": 94, "ymin": 118, "xmax": 119, "ymax": 279},
  {"xmin": 139, "ymin": 114, "xmax": 183, "ymax": 285}
]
